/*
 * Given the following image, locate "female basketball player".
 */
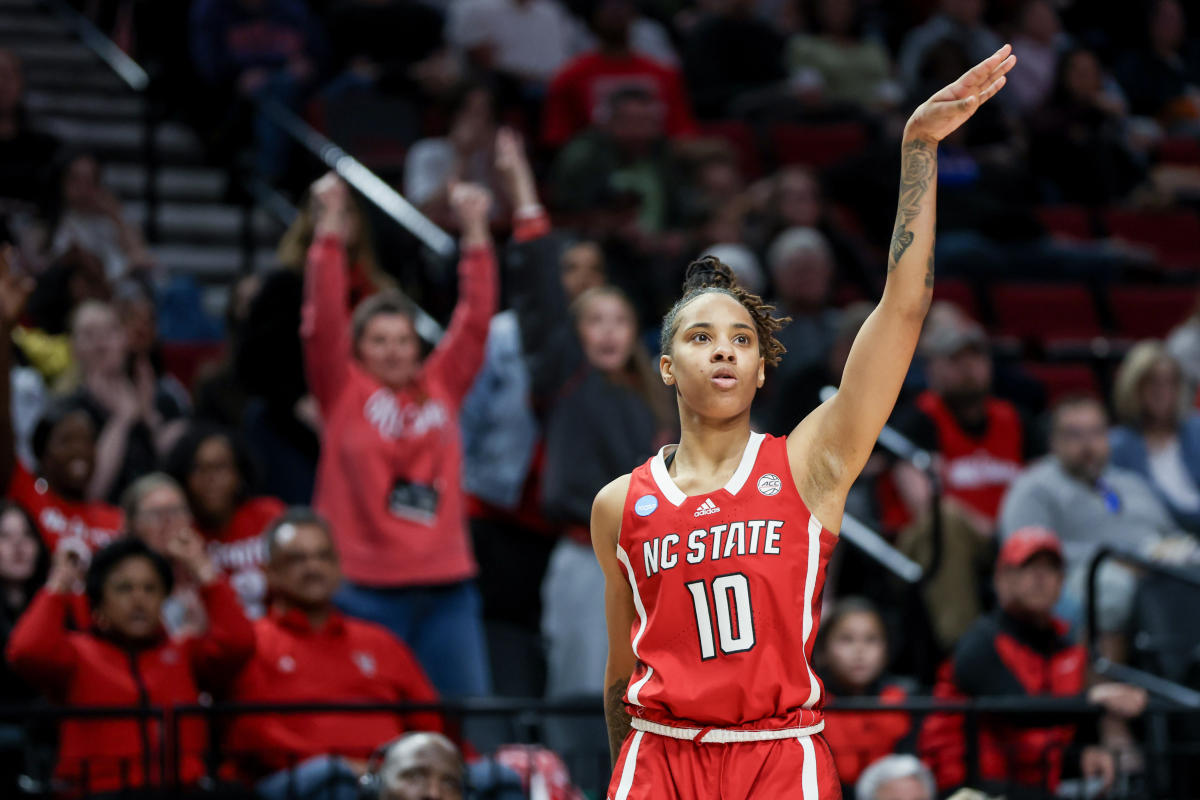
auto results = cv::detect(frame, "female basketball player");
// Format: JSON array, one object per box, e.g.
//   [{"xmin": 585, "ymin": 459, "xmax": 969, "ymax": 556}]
[{"xmin": 592, "ymin": 45, "xmax": 1016, "ymax": 799}]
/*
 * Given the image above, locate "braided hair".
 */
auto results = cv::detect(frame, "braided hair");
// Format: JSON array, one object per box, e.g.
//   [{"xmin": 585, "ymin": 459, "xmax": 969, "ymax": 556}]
[{"xmin": 660, "ymin": 256, "xmax": 789, "ymax": 367}]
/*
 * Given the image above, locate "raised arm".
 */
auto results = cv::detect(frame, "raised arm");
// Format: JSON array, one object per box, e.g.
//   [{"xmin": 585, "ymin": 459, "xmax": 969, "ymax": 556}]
[
  {"xmin": 6, "ymin": 547, "xmax": 86, "ymax": 690},
  {"xmin": 591, "ymin": 474, "xmax": 638, "ymax": 767},
  {"xmin": 0, "ymin": 246, "xmax": 33, "ymax": 494},
  {"xmin": 788, "ymin": 45, "xmax": 1015, "ymax": 530},
  {"xmin": 300, "ymin": 174, "xmax": 356, "ymax": 411}
]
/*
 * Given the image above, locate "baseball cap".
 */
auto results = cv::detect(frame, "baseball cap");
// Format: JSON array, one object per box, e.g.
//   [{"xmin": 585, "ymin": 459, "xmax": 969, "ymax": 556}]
[
  {"xmin": 921, "ymin": 319, "xmax": 989, "ymax": 358},
  {"xmin": 997, "ymin": 526, "xmax": 1064, "ymax": 568}
]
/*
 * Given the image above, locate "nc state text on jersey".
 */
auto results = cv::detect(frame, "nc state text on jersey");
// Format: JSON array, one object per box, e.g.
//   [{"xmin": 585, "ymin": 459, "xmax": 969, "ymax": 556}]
[{"xmin": 641, "ymin": 519, "xmax": 786, "ymax": 578}]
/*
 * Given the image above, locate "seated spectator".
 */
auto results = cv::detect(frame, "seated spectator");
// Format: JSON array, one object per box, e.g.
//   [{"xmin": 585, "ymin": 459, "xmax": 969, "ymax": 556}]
[
  {"xmin": 681, "ymin": 0, "xmax": 787, "ymax": 118},
  {"xmin": 787, "ymin": 0, "xmax": 897, "ymax": 111},
  {"xmin": 1030, "ymin": 47, "xmax": 1144, "ymax": 204},
  {"xmin": 188, "ymin": 0, "xmax": 328, "ymax": 178},
  {"xmin": 999, "ymin": 396, "xmax": 1183, "ymax": 653},
  {"xmin": 403, "ymin": 86, "xmax": 504, "ymax": 224},
  {"xmin": 166, "ymin": 423, "xmax": 284, "ymax": 618},
  {"xmin": 113, "ymin": 277, "xmax": 192, "ymax": 422},
  {"xmin": 541, "ymin": 0, "xmax": 696, "ymax": 148},
  {"xmin": 0, "ymin": 500, "xmax": 46, "ymax": 791},
  {"xmin": 302, "ymin": 175, "xmax": 496, "ymax": 697},
  {"xmin": 1115, "ymin": 0, "xmax": 1200, "ymax": 133},
  {"xmin": 818, "ymin": 598, "xmax": 915, "ymax": 790},
  {"xmin": 448, "ymin": 0, "xmax": 574, "ymax": 90},
  {"xmin": 897, "ymin": 0, "xmax": 1003, "ymax": 94},
  {"xmin": 46, "ymin": 151, "xmax": 154, "ymax": 281},
  {"xmin": 121, "ymin": 473, "xmax": 212, "ymax": 637},
  {"xmin": 1007, "ymin": 0, "xmax": 1068, "ymax": 116},
  {"xmin": 1110, "ymin": 342, "xmax": 1200, "ymax": 534},
  {"xmin": 6, "ymin": 536, "xmax": 254, "ymax": 795},
  {"xmin": 765, "ymin": 227, "xmax": 840, "ymax": 376},
  {"xmin": 550, "ymin": 87, "xmax": 688, "ymax": 238},
  {"xmin": 1167, "ymin": 294, "xmax": 1200, "ymax": 393},
  {"xmin": 919, "ymin": 527, "xmax": 1146, "ymax": 796},
  {"xmin": 856, "ymin": 755, "xmax": 936, "ymax": 800},
  {"xmin": 62, "ymin": 300, "xmax": 186, "ymax": 503},
  {"xmin": 0, "ymin": 49, "xmax": 60, "ymax": 219},
  {"xmin": 361, "ymin": 733, "xmax": 465, "ymax": 800},
  {"xmin": 568, "ymin": 7, "xmax": 679, "ymax": 68},
  {"xmin": 225, "ymin": 510, "xmax": 442, "ymax": 800}
]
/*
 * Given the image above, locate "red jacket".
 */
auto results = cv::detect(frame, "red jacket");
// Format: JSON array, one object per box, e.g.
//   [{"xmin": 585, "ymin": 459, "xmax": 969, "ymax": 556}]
[
  {"xmin": 823, "ymin": 681, "xmax": 913, "ymax": 786},
  {"xmin": 6, "ymin": 582, "xmax": 255, "ymax": 794},
  {"xmin": 302, "ymin": 236, "xmax": 496, "ymax": 587},
  {"xmin": 8, "ymin": 461, "xmax": 123, "ymax": 553},
  {"xmin": 202, "ymin": 496, "xmax": 286, "ymax": 618},
  {"xmin": 224, "ymin": 607, "xmax": 442, "ymax": 775},
  {"xmin": 918, "ymin": 610, "xmax": 1087, "ymax": 792}
]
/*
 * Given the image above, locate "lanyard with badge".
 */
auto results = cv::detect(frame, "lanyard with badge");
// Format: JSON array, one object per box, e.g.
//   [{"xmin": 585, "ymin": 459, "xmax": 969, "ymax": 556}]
[{"xmin": 385, "ymin": 390, "xmax": 443, "ymax": 525}]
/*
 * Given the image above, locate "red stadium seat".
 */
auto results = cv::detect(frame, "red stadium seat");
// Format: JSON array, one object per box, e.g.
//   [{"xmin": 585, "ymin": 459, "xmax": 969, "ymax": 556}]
[
  {"xmin": 1023, "ymin": 362, "xmax": 1101, "ymax": 404},
  {"xmin": 1104, "ymin": 209, "xmax": 1200, "ymax": 271},
  {"xmin": 991, "ymin": 284, "xmax": 1102, "ymax": 340},
  {"xmin": 699, "ymin": 120, "xmax": 763, "ymax": 179},
  {"xmin": 933, "ymin": 279, "xmax": 979, "ymax": 320},
  {"xmin": 1109, "ymin": 286, "xmax": 1199, "ymax": 339},
  {"xmin": 1036, "ymin": 205, "xmax": 1092, "ymax": 240},
  {"xmin": 769, "ymin": 122, "xmax": 868, "ymax": 168}
]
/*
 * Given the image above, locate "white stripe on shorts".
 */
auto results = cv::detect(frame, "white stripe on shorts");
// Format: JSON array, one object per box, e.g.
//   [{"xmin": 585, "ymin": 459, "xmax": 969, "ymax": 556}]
[
  {"xmin": 613, "ymin": 730, "xmax": 645, "ymax": 800},
  {"xmin": 799, "ymin": 734, "xmax": 817, "ymax": 798}
]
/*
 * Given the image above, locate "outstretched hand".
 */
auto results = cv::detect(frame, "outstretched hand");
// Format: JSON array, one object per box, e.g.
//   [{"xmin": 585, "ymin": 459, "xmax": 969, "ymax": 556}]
[
  {"xmin": 904, "ymin": 44, "xmax": 1016, "ymax": 144},
  {"xmin": 310, "ymin": 172, "xmax": 354, "ymax": 242},
  {"xmin": 494, "ymin": 127, "xmax": 539, "ymax": 210}
]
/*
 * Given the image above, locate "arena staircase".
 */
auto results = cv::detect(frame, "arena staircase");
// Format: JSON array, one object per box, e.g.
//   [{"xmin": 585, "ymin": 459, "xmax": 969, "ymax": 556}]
[{"xmin": 0, "ymin": 0, "xmax": 285, "ymax": 316}]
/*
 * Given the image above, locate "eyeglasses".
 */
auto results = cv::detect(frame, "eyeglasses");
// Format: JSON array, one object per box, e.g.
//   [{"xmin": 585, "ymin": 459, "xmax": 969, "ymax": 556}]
[{"xmin": 135, "ymin": 506, "xmax": 191, "ymax": 524}]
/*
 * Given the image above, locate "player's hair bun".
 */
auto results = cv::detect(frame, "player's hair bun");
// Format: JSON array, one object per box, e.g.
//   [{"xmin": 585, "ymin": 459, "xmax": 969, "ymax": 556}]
[{"xmin": 682, "ymin": 255, "xmax": 737, "ymax": 294}]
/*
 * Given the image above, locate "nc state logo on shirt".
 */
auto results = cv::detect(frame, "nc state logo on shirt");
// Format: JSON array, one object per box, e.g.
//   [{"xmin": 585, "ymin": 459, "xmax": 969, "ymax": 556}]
[
  {"xmin": 364, "ymin": 389, "xmax": 448, "ymax": 439},
  {"xmin": 352, "ymin": 651, "xmax": 377, "ymax": 677}
]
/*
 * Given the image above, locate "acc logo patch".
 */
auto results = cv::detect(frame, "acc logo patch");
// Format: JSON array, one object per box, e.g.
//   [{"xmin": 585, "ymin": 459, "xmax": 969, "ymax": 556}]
[
  {"xmin": 634, "ymin": 494, "xmax": 659, "ymax": 516},
  {"xmin": 757, "ymin": 473, "xmax": 782, "ymax": 496}
]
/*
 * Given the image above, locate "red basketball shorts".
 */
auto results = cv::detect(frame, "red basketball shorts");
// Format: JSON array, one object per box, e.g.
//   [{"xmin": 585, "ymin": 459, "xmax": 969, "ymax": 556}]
[{"xmin": 606, "ymin": 729, "xmax": 843, "ymax": 799}]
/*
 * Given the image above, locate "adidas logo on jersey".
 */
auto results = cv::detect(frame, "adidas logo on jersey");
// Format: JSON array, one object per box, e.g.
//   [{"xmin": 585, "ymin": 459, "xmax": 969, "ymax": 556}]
[{"xmin": 694, "ymin": 498, "xmax": 721, "ymax": 517}]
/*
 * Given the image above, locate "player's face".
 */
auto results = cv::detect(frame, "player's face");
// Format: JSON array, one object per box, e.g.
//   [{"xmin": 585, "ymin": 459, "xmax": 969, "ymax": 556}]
[
  {"xmin": 357, "ymin": 312, "xmax": 421, "ymax": 390},
  {"xmin": 662, "ymin": 293, "xmax": 764, "ymax": 420},
  {"xmin": 577, "ymin": 292, "xmax": 637, "ymax": 374},
  {"xmin": 96, "ymin": 556, "xmax": 166, "ymax": 642},
  {"xmin": 824, "ymin": 611, "xmax": 887, "ymax": 692}
]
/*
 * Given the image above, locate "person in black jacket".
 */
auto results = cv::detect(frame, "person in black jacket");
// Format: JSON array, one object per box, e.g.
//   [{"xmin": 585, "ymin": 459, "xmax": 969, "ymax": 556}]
[{"xmin": 919, "ymin": 526, "xmax": 1149, "ymax": 798}]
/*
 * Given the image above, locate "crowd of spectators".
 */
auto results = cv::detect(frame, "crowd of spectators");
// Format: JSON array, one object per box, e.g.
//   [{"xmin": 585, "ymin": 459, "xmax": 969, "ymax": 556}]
[{"xmin": 0, "ymin": 0, "xmax": 1200, "ymax": 797}]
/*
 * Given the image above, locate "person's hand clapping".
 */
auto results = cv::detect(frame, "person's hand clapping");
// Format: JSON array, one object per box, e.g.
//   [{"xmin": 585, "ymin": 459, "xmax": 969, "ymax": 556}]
[
  {"xmin": 310, "ymin": 173, "xmax": 354, "ymax": 243},
  {"xmin": 163, "ymin": 527, "xmax": 219, "ymax": 587},
  {"xmin": 449, "ymin": 182, "xmax": 493, "ymax": 248},
  {"xmin": 46, "ymin": 542, "xmax": 88, "ymax": 595},
  {"xmin": 903, "ymin": 44, "xmax": 1016, "ymax": 145}
]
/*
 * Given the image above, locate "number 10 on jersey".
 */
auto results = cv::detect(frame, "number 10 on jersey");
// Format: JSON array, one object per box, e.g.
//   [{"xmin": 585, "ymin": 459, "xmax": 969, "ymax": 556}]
[{"xmin": 686, "ymin": 573, "xmax": 756, "ymax": 660}]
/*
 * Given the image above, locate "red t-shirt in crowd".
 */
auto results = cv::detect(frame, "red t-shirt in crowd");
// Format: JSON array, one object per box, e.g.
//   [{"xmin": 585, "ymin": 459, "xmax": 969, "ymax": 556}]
[
  {"xmin": 202, "ymin": 496, "xmax": 286, "ymax": 618},
  {"xmin": 541, "ymin": 51, "xmax": 698, "ymax": 147},
  {"xmin": 823, "ymin": 682, "xmax": 912, "ymax": 785},
  {"xmin": 7, "ymin": 461, "xmax": 123, "ymax": 553},
  {"xmin": 224, "ymin": 608, "xmax": 442, "ymax": 775},
  {"xmin": 302, "ymin": 236, "xmax": 496, "ymax": 587}
]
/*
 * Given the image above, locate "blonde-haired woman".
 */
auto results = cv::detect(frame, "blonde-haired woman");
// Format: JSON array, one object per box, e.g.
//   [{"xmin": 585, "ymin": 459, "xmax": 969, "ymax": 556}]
[{"xmin": 1110, "ymin": 340, "xmax": 1200, "ymax": 533}]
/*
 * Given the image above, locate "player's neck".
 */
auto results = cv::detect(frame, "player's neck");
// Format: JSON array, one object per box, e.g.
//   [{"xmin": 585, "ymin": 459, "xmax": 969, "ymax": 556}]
[{"xmin": 671, "ymin": 414, "xmax": 753, "ymax": 487}]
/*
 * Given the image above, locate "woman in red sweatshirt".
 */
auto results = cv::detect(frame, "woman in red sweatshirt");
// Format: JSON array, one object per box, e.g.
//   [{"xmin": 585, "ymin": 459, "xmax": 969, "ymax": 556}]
[
  {"xmin": 6, "ymin": 532, "xmax": 255, "ymax": 795},
  {"xmin": 301, "ymin": 175, "xmax": 497, "ymax": 696}
]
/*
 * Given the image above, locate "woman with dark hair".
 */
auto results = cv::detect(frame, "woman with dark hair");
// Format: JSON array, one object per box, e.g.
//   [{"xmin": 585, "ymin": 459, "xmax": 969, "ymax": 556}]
[
  {"xmin": 6, "ymin": 533, "xmax": 255, "ymax": 796},
  {"xmin": 302, "ymin": 174, "xmax": 497, "ymax": 697},
  {"xmin": 166, "ymin": 423, "xmax": 284, "ymax": 617}
]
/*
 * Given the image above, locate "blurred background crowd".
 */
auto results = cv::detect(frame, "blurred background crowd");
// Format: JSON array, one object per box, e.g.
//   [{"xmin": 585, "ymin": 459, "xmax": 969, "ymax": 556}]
[{"xmin": 1, "ymin": 0, "xmax": 1200, "ymax": 797}]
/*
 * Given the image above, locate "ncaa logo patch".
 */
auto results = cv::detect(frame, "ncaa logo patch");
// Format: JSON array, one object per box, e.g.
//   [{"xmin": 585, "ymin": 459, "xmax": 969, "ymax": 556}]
[
  {"xmin": 634, "ymin": 494, "xmax": 659, "ymax": 516},
  {"xmin": 757, "ymin": 473, "xmax": 782, "ymax": 496}
]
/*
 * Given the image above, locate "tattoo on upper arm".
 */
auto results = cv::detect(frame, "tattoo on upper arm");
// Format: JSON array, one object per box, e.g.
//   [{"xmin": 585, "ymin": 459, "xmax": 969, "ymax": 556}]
[
  {"xmin": 925, "ymin": 251, "xmax": 935, "ymax": 288},
  {"xmin": 605, "ymin": 677, "xmax": 633, "ymax": 765},
  {"xmin": 887, "ymin": 139, "xmax": 936, "ymax": 273}
]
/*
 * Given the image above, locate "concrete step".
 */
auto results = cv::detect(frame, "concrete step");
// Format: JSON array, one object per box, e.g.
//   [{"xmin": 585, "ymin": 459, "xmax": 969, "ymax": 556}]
[
  {"xmin": 23, "ymin": 64, "xmax": 127, "ymax": 93},
  {"xmin": 151, "ymin": 243, "xmax": 279, "ymax": 279},
  {"xmin": 38, "ymin": 116, "xmax": 204, "ymax": 162},
  {"xmin": 124, "ymin": 201, "xmax": 281, "ymax": 244},
  {"xmin": 26, "ymin": 90, "xmax": 144, "ymax": 120},
  {"xmin": 104, "ymin": 164, "xmax": 228, "ymax": 204},
  {"xmin": 3, "ymin": 41, "xmax": 98, "ymax": 67},
  {"xmin": 0, "ymin": 13, "xmax": 71, "ymax": 38}
]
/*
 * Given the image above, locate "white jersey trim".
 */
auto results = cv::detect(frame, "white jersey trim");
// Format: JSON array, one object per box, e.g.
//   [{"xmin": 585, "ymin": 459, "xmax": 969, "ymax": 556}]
[
  {"xmin": 650, "ymin": 431, "xmax": 766, "ymax": 507},
  {"xmin": 802, "ymin": 513, "xmax": 822, "ymax": 709},
  {"xmin": 615, "ymin": 545, "xmax": 654, "ymax": 706},
  {"xmin": 800, "ymin": 733, "xmax": 818, "ymax": 798},
  {"xmin": 612, "ymin": 730, "xmax": 644, "ymax": 800}
]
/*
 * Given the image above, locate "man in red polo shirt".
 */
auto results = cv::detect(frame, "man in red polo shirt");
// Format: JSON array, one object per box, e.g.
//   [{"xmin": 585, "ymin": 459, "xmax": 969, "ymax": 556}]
[{"xmin": 225, "ymin": 508, "xmax": 442, "ymax": 799}]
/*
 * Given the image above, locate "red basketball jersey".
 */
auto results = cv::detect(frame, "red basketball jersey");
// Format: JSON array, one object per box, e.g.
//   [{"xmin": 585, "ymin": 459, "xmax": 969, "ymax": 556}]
[{"xmin": 616, "ymin": 432, "xmax": 838, "ymax": 731}]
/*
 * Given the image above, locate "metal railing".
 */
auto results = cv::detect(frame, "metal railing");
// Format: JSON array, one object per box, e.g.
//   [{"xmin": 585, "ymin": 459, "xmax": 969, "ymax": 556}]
[{"xmin": 5, "ymin": 696, "xmax": 1200, "ymax": 798}]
